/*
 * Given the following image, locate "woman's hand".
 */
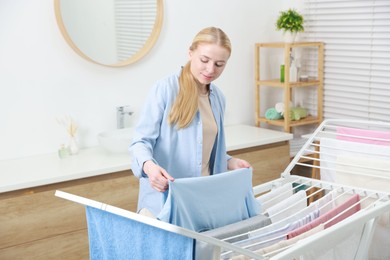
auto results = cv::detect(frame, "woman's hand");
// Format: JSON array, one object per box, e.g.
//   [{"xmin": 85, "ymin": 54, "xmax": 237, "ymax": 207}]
[
  {"xmin": 228, "ymin": 157, "xmax": 252, "ymax": 170},
  {"xmin": 143, "ymin": 160, "xmax": 174, "ymax": 192}
]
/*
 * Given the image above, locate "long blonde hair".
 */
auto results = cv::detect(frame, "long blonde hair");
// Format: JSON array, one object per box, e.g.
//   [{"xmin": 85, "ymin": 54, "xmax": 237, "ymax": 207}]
[{"xmin": 168, "ymin": 27, "xmax": 231, "ymax": 129}]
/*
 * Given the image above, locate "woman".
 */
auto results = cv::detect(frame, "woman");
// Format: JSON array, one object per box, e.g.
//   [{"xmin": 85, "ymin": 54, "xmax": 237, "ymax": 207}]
[{"xmin": 130, "ymin": 27, "xmax": 251, "ymax": 217}]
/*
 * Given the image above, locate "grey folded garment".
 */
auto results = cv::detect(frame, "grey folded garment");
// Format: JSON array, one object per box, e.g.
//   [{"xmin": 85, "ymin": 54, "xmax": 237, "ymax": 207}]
[{"xmin": 195, "ymin": 214, "xmax": 271, "ymax": 260}]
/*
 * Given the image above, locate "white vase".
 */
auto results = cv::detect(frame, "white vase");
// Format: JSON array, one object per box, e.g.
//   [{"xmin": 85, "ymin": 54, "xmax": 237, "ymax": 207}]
[
  {"xmin": 283, "ymin": 31, "xmax": 297, "ymax": 43},
  {"xmin": 68, "ymin": 136, "xmax": 79, "ymax": 155}
]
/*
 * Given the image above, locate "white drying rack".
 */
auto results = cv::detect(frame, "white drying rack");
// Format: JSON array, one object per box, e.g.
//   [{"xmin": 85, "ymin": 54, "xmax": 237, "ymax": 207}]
[{"xmin": 56, "ymin": 119, "xmax": 390, "ymax": 259}]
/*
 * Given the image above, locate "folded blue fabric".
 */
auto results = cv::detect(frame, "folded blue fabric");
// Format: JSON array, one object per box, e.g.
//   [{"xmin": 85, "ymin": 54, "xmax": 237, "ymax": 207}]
[
  {"xmin": 157, "ymin": 168, "xmax": 261, "ymax": 232},
  {"xmin": 86, "ymin": 206, "xmax": 194, "ymax": 260}
]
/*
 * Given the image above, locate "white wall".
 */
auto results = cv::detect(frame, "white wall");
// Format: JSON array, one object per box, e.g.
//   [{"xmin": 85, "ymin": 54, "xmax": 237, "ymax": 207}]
[{"xmin": 0, "ymin": 0, "xmax": 302, "ymax": 160}]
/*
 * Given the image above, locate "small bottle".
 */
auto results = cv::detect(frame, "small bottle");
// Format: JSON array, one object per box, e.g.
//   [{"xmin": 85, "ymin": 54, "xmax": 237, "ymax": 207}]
[
  {"xmin": 58, "ymin": 144, "xmax": 70, "ymax": 159},
  {"xmin": 290, "ymin": 61, "xmax": 298, "ymax": 82},
  {"xmin": 280, "ymin": 65, "xmax": 285, "ymax": 83}
]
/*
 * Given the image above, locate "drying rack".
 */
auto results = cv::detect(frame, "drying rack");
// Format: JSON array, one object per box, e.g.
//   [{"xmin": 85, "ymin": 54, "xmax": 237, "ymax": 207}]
[{"xmin": 56, "ymin": 119, "xmax": 390, "ymax": 259}]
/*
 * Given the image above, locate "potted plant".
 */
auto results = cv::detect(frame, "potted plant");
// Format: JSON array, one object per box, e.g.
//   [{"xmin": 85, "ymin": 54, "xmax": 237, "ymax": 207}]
[{"xmin": 276, "ymin": 9, "xmax": 304, "ymax": 42}]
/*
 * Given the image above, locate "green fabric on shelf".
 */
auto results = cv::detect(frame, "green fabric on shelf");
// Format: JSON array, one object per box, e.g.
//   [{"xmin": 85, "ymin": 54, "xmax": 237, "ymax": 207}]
[
  {"xmin": 290, "ymin": 107, "xmax": 308, "ymax": 121},
  {"xmin": 265, "ymin": 108, "xmax": 283, "ymax": 120}
]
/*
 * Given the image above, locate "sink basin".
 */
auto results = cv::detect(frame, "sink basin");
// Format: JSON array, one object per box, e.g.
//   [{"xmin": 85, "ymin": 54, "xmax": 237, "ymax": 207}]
[{"xmin": 98, "ymin": 127, "xmax": 135, "ymax": 154}]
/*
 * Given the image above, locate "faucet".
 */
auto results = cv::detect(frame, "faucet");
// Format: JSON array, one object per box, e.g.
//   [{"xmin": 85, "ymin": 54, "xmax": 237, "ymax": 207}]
[{"xmin": 116, "ymin": 106, "xmax": 134, "ymax": 129}]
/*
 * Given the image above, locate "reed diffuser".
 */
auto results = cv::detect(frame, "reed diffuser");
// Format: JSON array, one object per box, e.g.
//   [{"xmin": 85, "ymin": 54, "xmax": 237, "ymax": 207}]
[{"xmin": 57, "ymin": 116, "xmax": 79, "ymax": 155}]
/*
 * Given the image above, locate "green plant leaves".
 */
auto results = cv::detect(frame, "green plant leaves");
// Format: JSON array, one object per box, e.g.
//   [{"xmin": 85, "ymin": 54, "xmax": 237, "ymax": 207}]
[{"xmin": 276, "ymin": 9, "xmax": 304, "ymax": 32}]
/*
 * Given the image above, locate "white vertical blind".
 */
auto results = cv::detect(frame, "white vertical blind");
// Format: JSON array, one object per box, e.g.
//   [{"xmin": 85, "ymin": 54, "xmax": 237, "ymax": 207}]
[{"xmin": 302, "ymin": 0, "xmax": 390, "ymax": 122}]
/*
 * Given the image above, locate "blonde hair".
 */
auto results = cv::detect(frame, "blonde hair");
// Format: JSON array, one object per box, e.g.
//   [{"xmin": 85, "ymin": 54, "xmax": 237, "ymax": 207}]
[{"xmin": 168, "ymin": 27, "xmax": 231, "ymax": 129}]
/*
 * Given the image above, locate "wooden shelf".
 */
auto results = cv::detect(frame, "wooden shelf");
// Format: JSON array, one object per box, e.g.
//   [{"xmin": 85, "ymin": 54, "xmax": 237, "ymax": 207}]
[
  {"xmin": 254, "ymin": 41, "xmax": 324, "ymax": 133},
  {"xmin": 256, "ymin": 41, "xmax": 324, "ymax": 48},
  {"xmin": 257, "ymin": 115, "xmax": 321, "ymax": 128},
  {"xmin": 257, "ymin": 79, "xmax": 321, "ymax": 88}
]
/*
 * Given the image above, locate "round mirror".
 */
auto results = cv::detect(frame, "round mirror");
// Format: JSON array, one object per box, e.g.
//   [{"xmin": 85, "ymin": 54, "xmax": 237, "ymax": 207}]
[{"xmin": 54, "ymin": 0, "xmax": 163, "ymax": 67}]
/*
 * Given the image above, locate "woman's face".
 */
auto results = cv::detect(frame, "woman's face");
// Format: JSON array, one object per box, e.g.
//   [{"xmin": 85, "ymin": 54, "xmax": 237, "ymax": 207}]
[{"xmin": 189, "ymin": 43, "xmax": 230, "ymax": 86}]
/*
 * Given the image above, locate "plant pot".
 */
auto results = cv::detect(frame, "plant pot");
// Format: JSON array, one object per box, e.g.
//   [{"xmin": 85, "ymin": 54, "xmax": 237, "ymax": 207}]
[{"xmin": 283, "ymin": 31, "xmax": 297, "ymax": 42}]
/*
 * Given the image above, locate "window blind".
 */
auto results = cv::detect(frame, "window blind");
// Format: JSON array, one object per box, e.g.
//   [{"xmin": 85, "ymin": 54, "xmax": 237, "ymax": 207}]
[
  {"xmin": 114, "ymin": 0, "xmax": 157, "ymax": 61},
  {"xmin": 302, "ymin": 0, "xmax": 390, "ymax": 122}
]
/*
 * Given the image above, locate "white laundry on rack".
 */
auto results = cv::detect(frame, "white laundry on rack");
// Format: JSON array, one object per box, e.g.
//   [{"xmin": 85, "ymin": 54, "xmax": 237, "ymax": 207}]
[
  {"xmin": 265, "ymin": 190, "xmax": 307, "ymax": 223},
  {"xmin": 201, "ymin": 214, "xmax": 272, "ymax": 243},
  {"xmin": 319, "ymin": 137, "xmax": 390, "ymax": 260},
  {"xmin": 287, "ymin": 194, "xmax": 361, "ymax": 239},
  {"xmin": 221, "ymin": 189, "xmax": 337, "ymax": 258},
  {"xmin": 256, "ymin": 183, "xmax": 293, "ymax": 213},
  {"xmin": 228, "ymin": 209, "xmax": 320, "ymax": 255},
  {"xmin": 249, "ymin": 187, "xmax": 336, "ymax": 239},
  {"xmin": 196, "ymin": 214, "xmax": 271, "ymax": 260},
  {"xmin": 231, "ymin": 193, "xmax": 364, "ymax": 260},
  {"xmin": 319, "ymin": 137, "xmax": 390, "ymax": 182},
  {"xmin": 157, "ymin": 168, "xmax": 261, "ymax": 232},
  {"xmin": 336, "ymin": 155, "xmax": 390, "ymax": 192},
  {"xmin": 231, "ymin": 224, "xmax": 325, "ymax": 260}
]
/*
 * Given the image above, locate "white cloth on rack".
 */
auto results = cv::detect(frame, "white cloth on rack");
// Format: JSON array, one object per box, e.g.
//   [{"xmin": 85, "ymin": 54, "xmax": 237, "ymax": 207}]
[
  {"xmin": 221, "ymin": 189, "xmax": 339, "ymax": 259},
  {"xmin": 265, "ymin": 190, "xmax": 307, "ymax": 223},
  {"xmin": 249, "ymin": 187, "xmax": 335, "ymax": 239},
  {"xmin": 287, "ymin": 194, "xmax": 361, "ymax": 239},
  {"xmin": 231, "ymin": 224, "xmax": 325, "ymax": 260},
  {"xmin": 228, "ymin": 209, "xmax": 320, "ymax": 255},
  {"xmin": 319, "ymin": 137, "xmax": 390, "ymax": 182},
  {"xmin": 196, "ymin": 214, "xmax": 271, "ymax": 260},
  {"xmin": 157, "ymin": 168, "xmax": 260, "ymax": 232},
  {"xmin": 336, "ymin": 155, "xmax": 390, "ymax": 192},
  {"xmin": 223, "ymin": 189, "xmax": 336, "ymax": 258},
  {"xmin": 225, "ymin": 209, "xmax": 320, "ymax": 258},
  {"xmin": 320, "ymin": 137, "xmax": 390, "ymax": 260},
  {"xmin": 256, "ymin": 183, "xmax": 293, "ymax": 213},
  {"xmin": 202, "ymin": 214, "xmax": 272, "ymax": 243}
]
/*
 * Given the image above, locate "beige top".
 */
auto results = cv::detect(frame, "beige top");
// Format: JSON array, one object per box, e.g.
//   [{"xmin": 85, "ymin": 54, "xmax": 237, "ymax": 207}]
[{"xmin": 198, "ymin": 93, "xmax": 218, "ymax": 176}]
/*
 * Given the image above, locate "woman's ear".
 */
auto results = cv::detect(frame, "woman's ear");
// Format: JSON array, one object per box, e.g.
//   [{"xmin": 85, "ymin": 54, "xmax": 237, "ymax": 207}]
[{"xmin": 188, "ymin": 49, "xmax": 193, "ymax": 60}]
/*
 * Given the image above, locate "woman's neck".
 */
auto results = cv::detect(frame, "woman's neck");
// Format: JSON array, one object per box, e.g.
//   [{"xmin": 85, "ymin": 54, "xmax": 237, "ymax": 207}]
[{"xmin": 197, "ymin": 83, "xmax": 210, "ymax": 95}]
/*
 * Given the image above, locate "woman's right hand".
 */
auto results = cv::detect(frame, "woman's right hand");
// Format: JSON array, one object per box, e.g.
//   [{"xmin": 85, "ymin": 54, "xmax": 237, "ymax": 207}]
[{"xmin": 143, "ymin": 160, "xmax": 174, "ymax": 192}]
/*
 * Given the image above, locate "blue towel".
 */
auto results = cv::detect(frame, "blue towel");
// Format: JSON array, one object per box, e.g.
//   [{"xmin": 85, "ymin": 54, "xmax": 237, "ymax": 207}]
[
  {"xmin": 85, "ymin": 206, "xmax": 194, "ymax": 260},
  {"xmin": 157, "ymin": 168, "xmax": 261, "ymax": 232}
]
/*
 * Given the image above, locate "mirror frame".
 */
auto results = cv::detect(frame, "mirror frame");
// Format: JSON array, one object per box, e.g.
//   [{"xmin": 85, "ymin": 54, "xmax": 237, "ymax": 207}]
[{"xmin": 54, "ymin": 0, "xmax": 163, "ymax": 67}]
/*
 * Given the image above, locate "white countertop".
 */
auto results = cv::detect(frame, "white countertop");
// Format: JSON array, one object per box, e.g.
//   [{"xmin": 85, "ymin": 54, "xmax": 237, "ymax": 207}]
[{"xmin": 0, "ymin": 125, "xmax": 292, "ymax": 193}]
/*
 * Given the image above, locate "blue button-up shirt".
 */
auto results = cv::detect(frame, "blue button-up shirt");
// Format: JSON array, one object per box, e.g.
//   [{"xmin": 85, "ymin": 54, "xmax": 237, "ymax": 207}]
[{"xmin": 129, "ymin": 70, "xmax": 231, "ymax": 216}]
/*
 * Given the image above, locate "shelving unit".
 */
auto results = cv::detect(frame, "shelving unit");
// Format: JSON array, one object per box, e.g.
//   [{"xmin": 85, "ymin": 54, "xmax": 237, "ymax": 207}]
[{"xmin": 255, "ymin": 42, "xmax": 324, "ymax": 133}]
